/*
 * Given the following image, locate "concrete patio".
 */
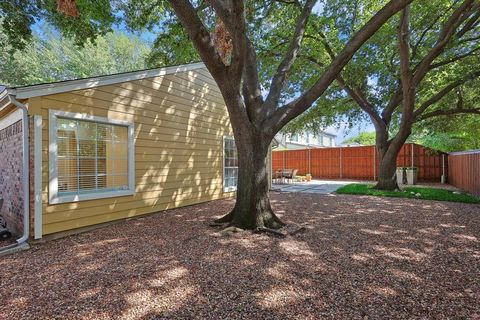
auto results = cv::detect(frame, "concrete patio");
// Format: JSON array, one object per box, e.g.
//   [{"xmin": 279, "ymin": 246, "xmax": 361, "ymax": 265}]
[{"xmin": 271, "ymin": 179, "xmax": 365, "ymax": 194}]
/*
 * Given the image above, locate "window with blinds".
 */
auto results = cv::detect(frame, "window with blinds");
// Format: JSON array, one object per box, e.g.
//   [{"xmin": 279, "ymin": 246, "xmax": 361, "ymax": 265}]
[
  {"xmin": 50, "ymin": 111, "xmax": 134, "ymax": 204},
  {"xmin": 223, "ymin": 136, "xmax": 238, "ymax": 192}
]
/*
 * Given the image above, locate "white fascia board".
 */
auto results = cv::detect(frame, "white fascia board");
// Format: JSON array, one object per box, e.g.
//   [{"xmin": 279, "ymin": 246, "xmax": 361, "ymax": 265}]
[
  {"xmin": 0, "ymin": 88, "xmax": 13, "ymax": 111},
  {"xmin": 12, "ymin": 62, "xmax": 206, "ymax": 99},
  {"xmin": 0, "ymin": 88, "xmax": 9, "ymax": 101},
  {"xmin": 0, "ymin": 109, "xmax": 22, "ymax": 130}
]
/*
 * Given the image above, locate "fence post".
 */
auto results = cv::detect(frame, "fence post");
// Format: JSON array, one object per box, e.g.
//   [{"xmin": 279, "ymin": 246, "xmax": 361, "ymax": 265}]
[
  {"xmin": 308, "ymin": 146, "xmax": 311, "ymax": 175},
  {"xmin": 441, "ymin": 154, "xmax": 446, "ymax": 184},
  {"xmin": 411, "ymin": 143, "xmax": 414, "ymax": 167},
  {"xmin": 340, "ymin": 147, "xmax": 343, "ymax": 179},
  {"xmin": 373, "ymin": 145, "xmax": 376, "ymax": 181}
]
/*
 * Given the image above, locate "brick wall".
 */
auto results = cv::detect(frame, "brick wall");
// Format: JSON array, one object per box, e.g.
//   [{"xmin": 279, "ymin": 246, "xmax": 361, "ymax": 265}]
[{"xmin": 0, "ymin": 120, "xmax": 24, "ymax": 236}]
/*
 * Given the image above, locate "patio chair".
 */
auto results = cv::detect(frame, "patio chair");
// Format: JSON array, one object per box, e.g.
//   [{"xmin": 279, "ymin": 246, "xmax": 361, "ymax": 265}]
[
  {"xmin": 273, "ymin": 169, "xmax": 284, "ymax": 184},
  {"xmin": 284, "ymin": 169, "xmax": 298, "ymax": 183}
]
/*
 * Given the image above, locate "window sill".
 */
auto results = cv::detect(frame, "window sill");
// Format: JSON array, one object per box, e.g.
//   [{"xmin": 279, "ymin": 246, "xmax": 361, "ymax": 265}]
[
  {"xmin": 224, "ymin": 187, "xmax": 237, "ymax": 193},
  {"xmin": 49, "ymin": 189, "xmax": 134, "ymax": 205}
]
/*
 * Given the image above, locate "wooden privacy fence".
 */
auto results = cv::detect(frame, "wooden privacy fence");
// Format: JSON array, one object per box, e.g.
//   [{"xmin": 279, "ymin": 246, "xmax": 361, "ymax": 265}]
[
  {"xmin": 448, "ymin": 150, "xmax": 480, "ymax": 196},
  {"xmin": 272, "ymin": 143, "xmax": 447, "ymax": 182}
]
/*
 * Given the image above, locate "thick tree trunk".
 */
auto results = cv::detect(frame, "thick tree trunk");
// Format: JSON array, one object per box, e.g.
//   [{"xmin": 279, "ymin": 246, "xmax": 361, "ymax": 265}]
[
  {"xmin": 374, "ymin": 129, "xmax": 410, "ymax": 191},
  {"xmin": 376, "ymin": 146, "xmax": 400, "ymax": 190},
  {"xmin": 216, "ymin": 134, "xmax": 284, "ymax": 230}
]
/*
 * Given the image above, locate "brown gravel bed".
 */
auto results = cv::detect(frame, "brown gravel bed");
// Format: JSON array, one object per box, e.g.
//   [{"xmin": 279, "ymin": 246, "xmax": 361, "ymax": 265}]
[
  {"xmin": 0, "ymin": 236, "xmax": 15, "ymax": 246},
  {"xmin": 0, "ymin": 193, "xmax": 479, "ymax": 319}
]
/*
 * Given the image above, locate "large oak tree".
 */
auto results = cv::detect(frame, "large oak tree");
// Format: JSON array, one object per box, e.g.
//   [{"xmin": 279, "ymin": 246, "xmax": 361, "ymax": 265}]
[
  {"xmin": 1, "ymin": 0, "xmax": 413, "ymax": 229},
  {"xmin": 284, "ymin": 0, "xmax": 480, "ymax": 190}
]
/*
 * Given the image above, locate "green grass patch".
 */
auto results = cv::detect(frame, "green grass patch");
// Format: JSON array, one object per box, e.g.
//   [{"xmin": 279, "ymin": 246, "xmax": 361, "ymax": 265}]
[{"xmin": 336, "ymin": 183, "xmax": 480, "ymax": 204}]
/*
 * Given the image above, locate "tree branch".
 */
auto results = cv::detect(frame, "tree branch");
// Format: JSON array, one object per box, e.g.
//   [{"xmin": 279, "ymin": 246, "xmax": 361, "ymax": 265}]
[
  {"xmin": 167, "ymin": 0, "xmax": 252, "ymax": 130},
  {"xmin": 411, "ymin": 6, "xmax": 456, "ymax": 60},
  {"xmin": 456, "ymin": 3, "xmax": 480, "ymax": 37},
  {"xmin": 429, "ymin": 45, "xmax": 480, "ymax": 69},
  {"xmin": 266, "ymin": 0, "xmax": 414, "ymax": 133},
  {"xmin": 383, "ymin": 0, "xmax": 477, "ymax": 125},
  {"xmin": 167, "ymin": 0, "xmax": 226, "ymax": 78},
  {"xmin": 209, "ymin": 0, "xmax": 246, "ymax": 83},
  {"xmin": 414, "ymin": 69, "xmax": 480, "ymax": 118},
  {"xmin": 264, "ymin": 0, "xmax": 317, "ymax": 113},
  {"xmin": 419, "ymin": 107, "xmax": 480, "ymax": 120},
  {"xmin": 209, "ymin": 1, "xmax": 265, "ymax": 123},
  {"xmin": 456, "ymin": 34, "xmax": 480, "ymax": 45},
  {"xmin": 243, "ymin": 37, "xmax": 265, "ymax": 122},
  {"xmin": 382, "ymin": 88, "xmax": 403, "ymax": 124},
  {"xmin": 316, "ymin": 32, "xmax": 383, "ymax": 125},
  {"xmin": 411, "ymin": 0, "xmax": 475, "ymax": 87},
  {"xmin": 398, "ymin": 7, "xmax": 412, "ymax": 92},
  {"xmin": 395, "ymin": 6, "xmax": 416, "ymax": 142}
]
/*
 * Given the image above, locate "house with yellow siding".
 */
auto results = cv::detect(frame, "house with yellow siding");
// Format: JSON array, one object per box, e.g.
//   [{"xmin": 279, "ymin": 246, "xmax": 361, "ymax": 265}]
[{"xmin": 0, "ymin": 62, "xmax": 272, "ymax": 243}]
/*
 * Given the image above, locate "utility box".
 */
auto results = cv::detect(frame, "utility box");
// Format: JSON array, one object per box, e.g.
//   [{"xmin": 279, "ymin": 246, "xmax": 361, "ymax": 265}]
[{"xmin": 406, "ymin": 167, "xmax": 418, "ymax": 185}]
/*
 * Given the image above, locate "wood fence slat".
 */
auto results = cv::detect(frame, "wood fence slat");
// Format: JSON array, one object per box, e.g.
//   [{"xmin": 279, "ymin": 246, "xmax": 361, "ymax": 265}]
[
  {"xmin": 448, "ymin": 151, "xmax": 480, "ymax": 196},
  {"xmin": 272, "ymin": 143, "xmax": 447, "ymax": 183}
]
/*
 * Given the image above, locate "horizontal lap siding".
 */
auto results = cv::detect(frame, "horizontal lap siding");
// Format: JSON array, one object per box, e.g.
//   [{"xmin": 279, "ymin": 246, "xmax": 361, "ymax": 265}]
[
  {"xmin": 29, "ymin": 68, "xmax": 233, "ymax": 235},
  {"xmin": 448, "ymin": 152, "xmax": 480, "ymax": 196}
]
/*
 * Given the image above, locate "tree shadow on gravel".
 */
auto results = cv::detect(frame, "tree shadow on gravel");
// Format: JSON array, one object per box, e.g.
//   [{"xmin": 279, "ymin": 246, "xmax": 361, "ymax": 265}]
[{"xmin": 0, "ymin": 192, "xmax": 479, "ymax": 319}]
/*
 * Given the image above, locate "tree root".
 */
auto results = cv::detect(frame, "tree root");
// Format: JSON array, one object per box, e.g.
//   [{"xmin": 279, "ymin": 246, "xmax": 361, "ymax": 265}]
[
  {"xmin": 214, "ymin": 209, "xmax": 235, "ymax": 223},
  {"xmin": 220, "ymin": 226, "xmax": 245, "ymax": 236},
  {"xmin": 208, "ymin": 222, "xmax": 227, "ymax": 228},
  {"xmin": 264, "ymin": 216, "xmax": 285, "ymax": 230},
  {"xmin": 253, "ymin": 225, "xmax": 307, "ymax": 238},
  {"xmin": 289, "ymin": 226, "xmax": 306, "ymax": 236},
  {"xmin": 214, "ymin": 207, "xmax": 286, "ymax": 230},
  {"xmin": 254, "ymin": 227, "xmax": 287, "ymax": 238}
]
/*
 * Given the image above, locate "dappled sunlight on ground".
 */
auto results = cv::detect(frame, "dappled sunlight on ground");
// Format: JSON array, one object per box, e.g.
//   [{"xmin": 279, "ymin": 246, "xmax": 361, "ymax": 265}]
[{"xmin": 0, "ymin": 193, "xmax": 479, "ymax": 319}]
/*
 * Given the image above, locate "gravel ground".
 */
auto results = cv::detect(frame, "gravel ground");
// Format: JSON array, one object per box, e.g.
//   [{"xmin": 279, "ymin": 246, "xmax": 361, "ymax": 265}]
[
  {"xmin": 0, "ymin": 237, "xmax": 15, "ymax": 246},
  {"xmin": 1, "ymin": 193, "xmax": 479, "ymax": 319}
]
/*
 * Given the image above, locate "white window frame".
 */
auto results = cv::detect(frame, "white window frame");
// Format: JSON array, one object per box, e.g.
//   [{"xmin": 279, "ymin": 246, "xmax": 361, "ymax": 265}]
[
  {"xmin": 289, "ymin": 133, "xmax": 299, "ymax": 142},
  {"xmin": 317, "ymin": 133, "xmax": 324, "ymax": 146},
  {"xmin": 49, "ymin": 109, "xmax": 135, "ymax": 204},
  {"xmin": 223, "ymin": 136, "xmax": 238, "ymax": 192}
]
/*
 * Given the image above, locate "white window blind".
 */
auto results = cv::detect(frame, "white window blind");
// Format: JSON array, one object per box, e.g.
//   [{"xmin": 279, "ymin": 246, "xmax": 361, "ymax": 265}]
[
  {"xmin": 49, "ymin": 111, "xmax": 134, "ymax": 204},
  {"xmin": 223, "ymin": 136, "xmax": 238, "ymax": 192}
]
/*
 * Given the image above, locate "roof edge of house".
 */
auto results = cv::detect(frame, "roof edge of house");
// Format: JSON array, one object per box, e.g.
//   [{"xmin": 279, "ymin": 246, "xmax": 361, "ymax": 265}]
[{"xmin": 0, "ymin": 61, "xmax": 206, "ymax": 100}]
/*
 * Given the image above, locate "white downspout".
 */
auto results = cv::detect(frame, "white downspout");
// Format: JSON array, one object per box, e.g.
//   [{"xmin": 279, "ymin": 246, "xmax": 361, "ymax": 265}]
[{"xmin": 7, "ymin": 95, "xmax": 30, "ymax": 245}]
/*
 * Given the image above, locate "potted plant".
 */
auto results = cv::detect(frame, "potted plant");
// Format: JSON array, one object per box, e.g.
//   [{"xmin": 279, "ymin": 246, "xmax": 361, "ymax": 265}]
[
  {"xmin": 396, "ymin": 167, "xmax": 405, "ymax": 185},
  {"xmin": 306, "ymin": 173, "xmax": 312, "ymax": 181},
  {"xmin": 406, "ymin": 167, "xmax": 418, "ymax": 185}
]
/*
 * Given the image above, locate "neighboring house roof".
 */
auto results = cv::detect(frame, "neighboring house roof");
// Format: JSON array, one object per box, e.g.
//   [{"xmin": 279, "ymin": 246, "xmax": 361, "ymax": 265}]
[
  {"xmin": 0, "ymin": 62, "xmax": 206, "ymax": 100},
  {"xmin": 275, "ymin": 130, "xmax": 337, "ymax": 144},
  {"xmin": 282, "ymin": 141, "xmax": 324, "ymax": 148},
  {"xmin": 271, "ymin": 136, "xmax": 280, "ymax": 149},
  {"xmin": 341, "ymin": 142, "xmax": 364, "ymax": 147}
]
